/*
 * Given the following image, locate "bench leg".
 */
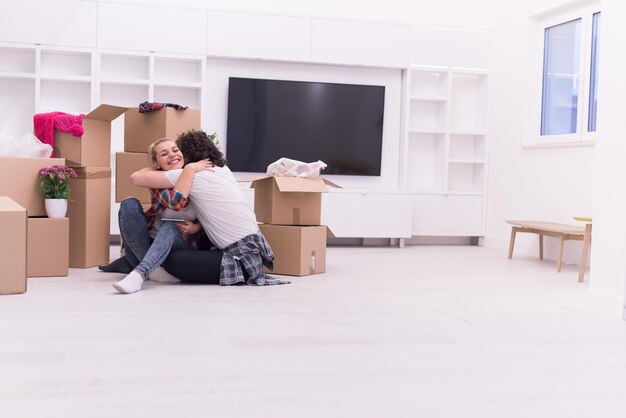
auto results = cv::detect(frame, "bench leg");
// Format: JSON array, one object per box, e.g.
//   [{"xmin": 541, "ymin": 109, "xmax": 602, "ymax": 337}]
[
  {"xmin": 578, "ymin": 224, "xmax": 592, "ymax": 282},
  {"xmin": 539, "ymin": 234, "xmax": 544, "ymax": 260},
  {"xmin": 508, "ymin": 227, "xmax": 517, "ymax": 259},
  {"xmin": 557, "ymin": 236, "xmax": 565, "ymax": 272}
]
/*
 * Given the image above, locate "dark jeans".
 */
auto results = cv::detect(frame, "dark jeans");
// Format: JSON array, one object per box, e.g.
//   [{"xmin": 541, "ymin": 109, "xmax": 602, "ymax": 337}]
[{"xmin": 118, "ymin": 198, "xmax": 222, "ymax": 284}]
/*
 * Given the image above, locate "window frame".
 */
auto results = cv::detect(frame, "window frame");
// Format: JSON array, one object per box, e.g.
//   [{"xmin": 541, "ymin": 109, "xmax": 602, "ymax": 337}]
[{"xmin": 526, "ymin": 1, "xmax": 601, "ymax": 147}]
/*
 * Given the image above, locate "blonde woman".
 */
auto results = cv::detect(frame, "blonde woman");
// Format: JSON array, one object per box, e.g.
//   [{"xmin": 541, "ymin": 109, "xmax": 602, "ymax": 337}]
[{"xmin": 112, "ymin": 138, "xmax": 212, "ymax": 294}]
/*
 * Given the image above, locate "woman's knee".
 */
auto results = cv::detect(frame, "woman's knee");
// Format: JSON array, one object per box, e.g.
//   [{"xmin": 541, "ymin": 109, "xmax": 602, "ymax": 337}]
[{"xmin": 120, "ymin": 198, "xmax": 142, "ymax": 213}]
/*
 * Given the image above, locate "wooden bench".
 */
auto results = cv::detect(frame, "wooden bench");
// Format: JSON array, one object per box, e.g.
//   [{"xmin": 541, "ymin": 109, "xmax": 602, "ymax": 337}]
[{"xmin": 506, "ymin": 220, "xmax": 591, "ymax": 282}]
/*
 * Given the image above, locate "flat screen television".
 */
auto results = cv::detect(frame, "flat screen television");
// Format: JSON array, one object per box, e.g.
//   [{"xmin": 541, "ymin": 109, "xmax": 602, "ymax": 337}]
[{"xmin": 226, "ymin": 77, "xmax": 385, "ymax": 176}]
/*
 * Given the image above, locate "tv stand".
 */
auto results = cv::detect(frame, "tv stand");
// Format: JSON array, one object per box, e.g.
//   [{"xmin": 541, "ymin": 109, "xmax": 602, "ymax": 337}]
[{"xmin": 321, "ymin": 188, "xmax": 412, "ymax": 243}]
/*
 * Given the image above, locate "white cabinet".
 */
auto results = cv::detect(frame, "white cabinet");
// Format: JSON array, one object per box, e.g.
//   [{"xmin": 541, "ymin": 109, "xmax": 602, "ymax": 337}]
[
  {"xmin": 411, "ymin": 194, "xmax": 484, "ymax": 235},
  {"xmin": 321, "ymin": 191, "xmax": 412, "ymax": 239},
  {"xmin": 402, "ymin": 66, "xmax": 489, "ymax": 236},
  {"xmin": 206, "ymin": 11, "xmax": 311, "ymax": 62},
  {"xmin": 0, "ymin": 1, "xmax": 97, "ymax": 48},
  {"xmin": 97, "ymin": 2, "xmax": 207, "ymax": 55},
  {"xmin": 240, "ymin": 187, "xmax": 412, "ymax": 240},
  {"xmin": 311, "ymin": 19, "xmax": 410, "ymax": 68}
]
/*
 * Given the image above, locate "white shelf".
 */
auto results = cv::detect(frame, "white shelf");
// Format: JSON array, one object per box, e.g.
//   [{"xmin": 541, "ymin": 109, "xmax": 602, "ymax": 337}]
[
  {"xmin": 450, "ymin": 130, "xmax": 487, "ymax": 136},
  {"xmin": 100, "ymin": 78, "xmax": 150, "ymax": 86},
  {"xmin": 408, "ymin": 128, "xmax": 446, "ymax": 135},
  {"xmin": 0, "ymin": 71, "xmax": 35, "ymax": 80},
  {"xmin": 448, "ymin": 158, "xmax": 486, "ymax": 164},
  {"xmin": 153, "ymin": 81, "xmax": 202, "ymax": 89},
  {"xmin": 40, "ymin": 75, "xmax": 91, "ymax": 83},
  {"xmin": 0, "ymin": 46, "xmax": 36, "ymax": 73},
  {"xmin": 402, "ymin": 65, "xmax": 489, "ymax": 235},
  {"xmin": 40, "ymin": 49, "xmax": 91, "ymax": 78},
  {"xmin": 100, "ymin": 53, "xmax": 150, "ymax": 81},
  {"xmin": 0, "ymin": 44, "xmax": 206, "ymax": 139},
  {"xmin": 410, "ymin": 95, "xmax": 447, "ymax": 102}
]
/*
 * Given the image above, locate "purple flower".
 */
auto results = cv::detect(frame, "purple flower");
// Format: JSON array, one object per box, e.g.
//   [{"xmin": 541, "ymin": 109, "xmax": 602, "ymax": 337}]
[{"xmin": 39, "ymin": 164, "xmax": 76, "ymax": 199}]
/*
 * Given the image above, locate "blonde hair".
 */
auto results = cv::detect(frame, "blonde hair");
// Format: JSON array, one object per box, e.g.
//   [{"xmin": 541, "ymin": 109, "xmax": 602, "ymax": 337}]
[{"xmin": 148, "ymin": 138, "xmax": 176, "ymax": 165}]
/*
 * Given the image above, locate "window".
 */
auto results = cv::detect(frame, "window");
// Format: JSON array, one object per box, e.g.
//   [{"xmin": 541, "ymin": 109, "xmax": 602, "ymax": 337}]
[
  {"xmin": 528, "ymin": 2, "xmax": 600, "ymax": 145},
  {"xmin": 541, "ymin": 18, "xmax": 582, "ymax": 136}
]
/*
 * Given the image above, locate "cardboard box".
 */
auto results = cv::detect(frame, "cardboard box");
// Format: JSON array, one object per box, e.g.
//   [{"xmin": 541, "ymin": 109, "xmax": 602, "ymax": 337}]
[
  {"xmin": 0, "ymin": 156, "xmax": 66, "ymax": 216},
  {"xmin": 0, "ymin": 197, "xmax": 27, "ymax": 294},
  {"xmin": 54, "ymin": 104, "xmax": 128, "ymax": 167},
  {"xmin": 259, "ymin": 224, "xmax": 334, "ymax": 276},
  {"xmin": 66, "ymin": 167, "xmax": 111, "ymax": 268},
  {"xmin": 27, "ymin": 217, "xmax": 69, "ymax": 277},
  {"xmin": 124, "ymin": 107, "xmax": 201, "ymax": 153},
  {"xmin": 115, "ymin": 152, "xmax": 152, "ymax": 203},
  {"xmin": 248, "ymin": 176, "xmax": 340, "ymax": 226}
]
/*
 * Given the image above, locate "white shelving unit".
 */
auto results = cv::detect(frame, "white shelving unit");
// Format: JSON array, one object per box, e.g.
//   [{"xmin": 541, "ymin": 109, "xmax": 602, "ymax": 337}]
[
  {"xmin": 0, "ymin": 42, "xmax": 206, "ymax": 235},
  {"xmin": 402, "ymin": 65, "xmax": 489, "ymax": 236},
  {"xmin": 0, "ymin": 43, "xmax": 205, "ymax": 137},
  {"xmin": 0, "ymin": 35, "xmax": 488, "ymax": 240}
]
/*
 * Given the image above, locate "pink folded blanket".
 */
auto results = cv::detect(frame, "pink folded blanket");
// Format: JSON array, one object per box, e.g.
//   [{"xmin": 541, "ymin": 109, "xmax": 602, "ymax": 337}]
[{"xmin": 33, "ymin": 112, "xmax": 85, "ymax": 157}]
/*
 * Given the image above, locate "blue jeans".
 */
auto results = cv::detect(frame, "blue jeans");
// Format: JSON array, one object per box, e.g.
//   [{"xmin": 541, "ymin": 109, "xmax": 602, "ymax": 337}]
[{"xmin": 118, "ymin": 198, "xmax": 189, "ymax": 278}]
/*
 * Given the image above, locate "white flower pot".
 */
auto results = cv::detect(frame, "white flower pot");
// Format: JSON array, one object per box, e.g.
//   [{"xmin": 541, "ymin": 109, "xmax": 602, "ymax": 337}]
[{"xmin": 45, "ymin": 198, "xmax": 68, "ymax": 218}]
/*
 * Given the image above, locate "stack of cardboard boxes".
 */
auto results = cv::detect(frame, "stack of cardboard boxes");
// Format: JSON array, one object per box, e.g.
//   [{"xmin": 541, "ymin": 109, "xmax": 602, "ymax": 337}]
[
  {"xmin": 55, "ymin": 104, "xmax": 127, "ymax": 268},
  {"xmin": 0, "ymin": 156, "xmax": 69, "ymax": 294},
  {"xmin": 0, "ymin": 104, "xmax": 201, "ymax": 295},
  {"xmin": 250, "ymin": 176, "xmax": 338, "ymax": 276},
  {"xmin": 115, "ymin": 107, "xmax": 201, "ymax": 205}
]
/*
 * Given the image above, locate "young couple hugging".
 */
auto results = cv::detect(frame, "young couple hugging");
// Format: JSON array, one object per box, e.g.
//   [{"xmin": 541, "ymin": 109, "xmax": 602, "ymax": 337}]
[{"xmin": 101, "ymin": 130, "xmax": 288, "ymax": 294}]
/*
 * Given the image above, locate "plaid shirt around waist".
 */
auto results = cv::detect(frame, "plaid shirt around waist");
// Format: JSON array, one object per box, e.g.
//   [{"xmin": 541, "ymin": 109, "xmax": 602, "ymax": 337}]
[{"xmin": 220, "ymin": 233, "xmax": 290, "ymax": 286}]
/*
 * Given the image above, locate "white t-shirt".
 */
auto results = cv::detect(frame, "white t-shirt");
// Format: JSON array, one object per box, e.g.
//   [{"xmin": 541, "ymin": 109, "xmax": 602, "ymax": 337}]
[{"xmin": 165, "ymin": 166, "xmax": 259, "ymax": 249}]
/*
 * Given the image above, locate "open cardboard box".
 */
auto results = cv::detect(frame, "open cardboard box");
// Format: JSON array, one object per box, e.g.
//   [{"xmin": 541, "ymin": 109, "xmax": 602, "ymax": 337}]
[
  {"xmin": 54, "ymin": 104, "xmax": 128, "ymax": 167},
  {"xmin": 243, "ymin": 176, "xmax": 341, "ymax": 225},
  {"xmin": 124, "ymin": 107, "xmax": 201, "ymax": 153}
]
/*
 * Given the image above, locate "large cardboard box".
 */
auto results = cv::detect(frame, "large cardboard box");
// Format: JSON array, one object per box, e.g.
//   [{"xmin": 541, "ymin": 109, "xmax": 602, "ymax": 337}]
[
  {"xmin": 27, "ymin": 217, "xmax": 69, "ymax": 277},
  {"xmin": 54, "ymin": 104, "xmax": 128, "ymax": 167},
  {"xmin": 115, "ymin": 152, "xmax": 152, "ymax": 203},
  {"xmin": 0, "ymin": 156, "xmax": 66, "ymax": 216},
  {"xmin": 67, "ymin": 167, "xmax": 111, "ymax": 268},
  {"xmin": 249, "ymin": 176, "xmax": 340, "ymax": 226},
  {"xmin": 124, "ymin": 107, "xmax": 201, "ymax": 153},
  {"xmin": 259, "ymin": 224, "xmax": 334, "ymax": 276},
  {"xmin": 0, "ymin": 197, "xmax": 27, "ymax": 294}
]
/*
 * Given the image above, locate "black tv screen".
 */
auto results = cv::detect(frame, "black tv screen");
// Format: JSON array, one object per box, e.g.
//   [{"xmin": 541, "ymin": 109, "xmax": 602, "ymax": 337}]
[{"xmin": 226, "ymin": 77, "xmax": 385, "ymax": 176}]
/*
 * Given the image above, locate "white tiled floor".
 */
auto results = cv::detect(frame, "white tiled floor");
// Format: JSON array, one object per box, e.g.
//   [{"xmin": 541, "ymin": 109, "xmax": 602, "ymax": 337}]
[{"xmin": 2, "ymin": 245, "xmax": 626, "ymax": 417}]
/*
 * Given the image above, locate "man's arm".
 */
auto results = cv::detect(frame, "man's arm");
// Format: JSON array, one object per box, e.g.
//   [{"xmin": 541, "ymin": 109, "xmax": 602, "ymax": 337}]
[
  {"xmin": 172, "ymin": 160, "xmax": 213, "ymax": 198},
  {"xmin": 130, "ymin": 167, "xmax": 174, "ymax": 189}
]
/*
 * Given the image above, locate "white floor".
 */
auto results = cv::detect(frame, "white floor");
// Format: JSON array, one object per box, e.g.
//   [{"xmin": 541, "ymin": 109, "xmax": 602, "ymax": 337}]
[{"xmin": 2, "ymin": 245, "xmax": 626, "ymax": 418}]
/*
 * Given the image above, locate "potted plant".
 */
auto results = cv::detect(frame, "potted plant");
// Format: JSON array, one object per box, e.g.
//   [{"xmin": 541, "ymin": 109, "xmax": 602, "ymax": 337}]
[{"xmin": 39, "ymin": 165, "xmax": 77, "ymax": 218}]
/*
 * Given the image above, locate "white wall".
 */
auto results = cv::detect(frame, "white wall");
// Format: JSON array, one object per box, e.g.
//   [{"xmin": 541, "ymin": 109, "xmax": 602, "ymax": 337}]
[
  {"xmin": 483, "ymin": 0, "xmax": 595, "ymax": 267},
  {"xmin": 588, "ymin": 0, "xmax": 626, "ymax": 309}
]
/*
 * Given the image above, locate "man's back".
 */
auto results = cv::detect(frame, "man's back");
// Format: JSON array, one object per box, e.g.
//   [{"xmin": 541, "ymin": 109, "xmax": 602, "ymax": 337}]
[{"xmin": 166, "ymin": 166, "xmax": 258, "ymax": 248}]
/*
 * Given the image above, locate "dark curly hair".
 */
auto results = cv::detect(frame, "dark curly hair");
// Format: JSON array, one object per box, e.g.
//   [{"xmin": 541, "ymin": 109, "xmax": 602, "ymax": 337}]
[{"xmin": 176, "ymin": 130, "xmax": 227, "ymax": 167}]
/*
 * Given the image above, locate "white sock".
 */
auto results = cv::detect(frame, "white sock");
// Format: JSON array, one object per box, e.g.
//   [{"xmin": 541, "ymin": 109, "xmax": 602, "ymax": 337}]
[
  {"xmin": 148, "ymin": 267, "xmax": 181, "ymax": 283},
  {"xmin": 112, "ymin": 270, "xmax": 145, "ymax": 294}
]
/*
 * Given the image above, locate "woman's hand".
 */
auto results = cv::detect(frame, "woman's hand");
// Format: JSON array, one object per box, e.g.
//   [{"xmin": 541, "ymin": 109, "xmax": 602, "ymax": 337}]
[
  {"xmin": 185, "ymin": 159, "xmax": 214, "ymax": 173},
  {"xmin": 176, "ymin": 221, "xmax": 202, "ymax": 236}
]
